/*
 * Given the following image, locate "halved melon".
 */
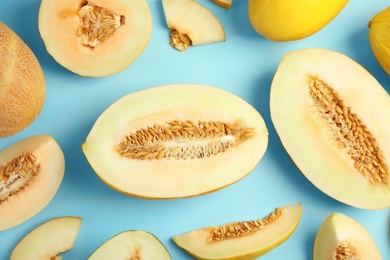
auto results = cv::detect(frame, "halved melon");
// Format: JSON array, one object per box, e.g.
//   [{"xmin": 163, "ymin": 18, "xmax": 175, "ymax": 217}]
[
  {"xmin": 38, "ymin": 0, "xmax": 152, "ymax": 77},
  {"xmin": 270, "ymin": 48, "xmax": 390, "ymax": 209},
  {"xmin": 0, "ymin": 135, "xmax": 65, "ymax": 230},
  {"xmin": 313, "ymin": 212, "xmax": 382, "ymax": 260},
  {"xmin": 10, "ymin": 216, "xmax": 82, "ymax": 259},
  {"xmin": 162, "ymin": 0, "xmax": 226, "ymax": 51},
  {"xmin": 88, "ymin": 230, "xmax": 171, "ymax": 259},
  {"xmin": 173, "ymin": 203, "xmax": 302, "ymax": 260},
  {"xmin": 82, "ymin": 84, "xmax": 268, "ymax": 199}
]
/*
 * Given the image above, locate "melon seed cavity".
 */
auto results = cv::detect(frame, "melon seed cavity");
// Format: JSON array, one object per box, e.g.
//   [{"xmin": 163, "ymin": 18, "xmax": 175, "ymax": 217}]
[
  {"xmin": 116, "ymin": 120, "xmax": 255, "ymax": 160},
  {"xmin": 78, "ymin": 4, "xmax": 123, "ymax": 47},
  {"xmin": 0, "ymin": 153, "xmax": 40, "ymax": 202},
  {"xmin": 308, "ymin": 76, "xmax": 388, "ymax": 185},
  {"xmin": 210, "ymin": 207, "xmax": 282, "ymax": 241},
  {"xmin": 335, "ymin": 241, "xmax": 360, "ymax": 260},
  {"xmin": 170, "ymin": 29, "xmax": 192, "ymax": 52}
]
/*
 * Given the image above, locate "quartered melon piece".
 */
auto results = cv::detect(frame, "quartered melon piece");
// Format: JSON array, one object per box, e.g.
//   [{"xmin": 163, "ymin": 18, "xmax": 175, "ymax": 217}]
[
  {"xmin": 82, "ymin": 84, "xmax": 268, "ymax": 199},
  {"xmin": 10, "ymin": 216, "xmax": 82, "ymax": 260},
  {"xmin": 88, "ymin": 230, "xmax": 171, "ymax": 260},
  {"xmin": 0, "ymin": 135, "xmax": 65, "ymax": 230},
  {"xmin": 38, "ymin": 0, "xmax": 152, "ymax": 77},
  {"xmin": 162, "ymin": 0, "xmax": 225, "ymax": 51},
  {"xmin": 270, "ymin": 48, "xmax": 390, "ymax": 209},
  {"xmin": 313, "ymin": 212, "xmax": 382, "ymax": 260},
  {"xmin": 173, "ymin": 203, "xmax": 302, "ymax": 260}
]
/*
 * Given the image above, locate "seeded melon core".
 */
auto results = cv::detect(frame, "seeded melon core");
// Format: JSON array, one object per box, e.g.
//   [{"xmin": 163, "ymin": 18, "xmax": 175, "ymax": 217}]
[
  {"xmin": 270, "ymin": 48, "xmax": 390, "ymax": 209},
  {"xmin": 0, "ymin": 135, "xmax": 65, "ymax": 230},
  {"xmin": 82, "ymin": 84, "xmax": 268, "ymax": 199},
  {"xmin": 38, "ymin": 0, "xmax": 152, "ymax": 77}
]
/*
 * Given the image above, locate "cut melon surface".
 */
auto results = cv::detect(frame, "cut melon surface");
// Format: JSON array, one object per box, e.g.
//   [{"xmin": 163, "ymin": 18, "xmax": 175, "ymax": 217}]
[
  {"xmin": 10, "ymin": 216, "xmax": 82, "ymax": 260},
  {"xmin": 270, "ymin": 48, "xmax": 390, "ymax": 209},
  {"xmin": 88, "ymin": 230, "xmax": 171, "ymax": 259},
  {"xmin": 173, "ymin": 203, "xmax": 302, "ymax": 260},
  {"xmin": 38, "ymin": 0, "xmax": 152, "ymax": 77},
  {"xmin": 313, "ymin": 212, "xmax": 382, "ymax": 260},
  {"xmin": 82, "ymin": 84, "xmax": 268, "ymax": 199},
  {"xmin": 0, "ymin": 135, "xmax": 65, "ymax": 231}
]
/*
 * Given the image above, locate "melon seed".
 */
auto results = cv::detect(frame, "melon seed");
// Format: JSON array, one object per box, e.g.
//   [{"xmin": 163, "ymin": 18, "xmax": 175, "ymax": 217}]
[
  {"xmin": 169, "ymin": 29, "xmax": 192, "ymax": 52},
  {"xmin": 308, "ymin": 76, "xmax": 388, "ymax": 185},
  {"xmin": 0, "ymin": 153, "xmax": 40, "ymax": 202},
  {"xmin": 78, "ymin": 3, "xmax": 123, "ymax": 47},
  {"xmin": 210, "ymin": 207, "xmax": 282, "ymax": 241},
  {"xmin": 116, "ymin": 120, "xmax": 255, "ymax": 160},
  {"xmin": 335, "ymin": 241, "xmax": 360, "ymax": 260}
]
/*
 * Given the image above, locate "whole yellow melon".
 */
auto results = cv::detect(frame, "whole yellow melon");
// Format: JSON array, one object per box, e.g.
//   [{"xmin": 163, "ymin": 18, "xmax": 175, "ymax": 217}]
[{"xmin": 0, "ymin": 22, "xmax": 45, "ymax": 138}]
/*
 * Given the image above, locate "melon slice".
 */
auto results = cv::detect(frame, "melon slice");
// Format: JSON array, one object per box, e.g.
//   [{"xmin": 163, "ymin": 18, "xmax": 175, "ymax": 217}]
[
  {"xmin": 38, "ymin": 0, "xmax": 152, "ymax": 77},
  {"xmin": 270, "ymin": 48, "xmax": 390, "ymax": 209},
  {"xmin": 88, "ymin": 230, "xmax": 171, "ymax": 259},
  {"xmin": 313, "ymin": 212, "xmax": 382, "ymax": 260},
  {"xmin": 173, "ymin": 203, "xmax": 302, "ymax": 259},
  {"xmin": 211, "ymin": 0, "xmax": 233, "ymax": 10},
  {"xmin": 82, "ymin": 84, "xmax": 268, "ymax": 199},
  {"xmin": 162, "ymin": 0, "xmax": 226, "ymax": 51},
  {"xmin": 10, "ymin": 216, "xmax": 82, "ymax": 260},
  {"xmin": 0, "ymin": 135, "xmax": 65, "ymax": 231}
]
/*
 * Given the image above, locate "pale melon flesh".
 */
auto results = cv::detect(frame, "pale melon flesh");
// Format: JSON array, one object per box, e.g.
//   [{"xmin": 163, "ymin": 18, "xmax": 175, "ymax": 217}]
[
  {"xmin": 10, "ymin": 216, "xmax": 82, "ymax": 260},
  {"xmin": 313, "ymin": 212, "xmax": 382, "ymax": 260},
  {"xmin": 88, "ymin": 230, "xmax": 171, "ymax": 259},
  {"xmin": 270, "ymin": 48, "xmax": 390, "ymax": 209},
  {"xmin": 82, "ymin": 84, "xmax": 268, "ymax": 199},
  {"xmin": 173, "ymin": 203, "xmax": 302, "ymax": 260}
]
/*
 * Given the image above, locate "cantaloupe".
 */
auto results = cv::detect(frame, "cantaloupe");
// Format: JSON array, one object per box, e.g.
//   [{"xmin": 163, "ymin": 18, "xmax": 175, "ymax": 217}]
[
  {"xmin": 0, "ymin": 135, "xmax": 65, "ymax": 230},
  {"xmin": 0, "ymin": 22, "xmax": 45, "ymax": 138},
  {"xmin": 38, "ymin": 0, "xmax": 152, "ymax": 77},
  {"xmin": 82, "ymin": 84, "xmax": 268, "ymax": 199}
]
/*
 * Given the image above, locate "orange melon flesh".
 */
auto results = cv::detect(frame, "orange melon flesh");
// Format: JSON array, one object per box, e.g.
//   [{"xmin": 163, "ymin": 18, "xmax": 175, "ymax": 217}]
[
  {"xmin": 0, "ymin": 135, "xmax": 65, "ymax": 230},
  {"xmin": 313, "ymin": 212, "xmax": 382, "ymax": 259},
  {"xmin": 270, "ymin": 48, "xmax": 390, "ymax": 209},
  {"xmin": 82, "ymin": 84, "xmax": 268, "ymax": 199},
  {"xmin": 0, "ymin": 22, "xmax": 45, "ymax": 138},
  {"xmin": 38, "ymin": 0, "xmax": 152, "ymax": 77},
  {"xmin": 173, "ymin": 203, "xmax": 302, "ymax": 260}
]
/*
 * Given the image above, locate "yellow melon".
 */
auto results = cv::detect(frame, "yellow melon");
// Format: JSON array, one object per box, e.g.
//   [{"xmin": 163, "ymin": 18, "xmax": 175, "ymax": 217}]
[{"xmin": 0, "ymin": 22, "xmax": 45, "ymax": 138}]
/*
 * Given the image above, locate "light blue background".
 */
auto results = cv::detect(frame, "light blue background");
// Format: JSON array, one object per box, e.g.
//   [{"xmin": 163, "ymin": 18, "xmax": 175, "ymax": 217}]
[{"xmin": 1, "ymin": 0, "xmax": 389, "ymax": 259}]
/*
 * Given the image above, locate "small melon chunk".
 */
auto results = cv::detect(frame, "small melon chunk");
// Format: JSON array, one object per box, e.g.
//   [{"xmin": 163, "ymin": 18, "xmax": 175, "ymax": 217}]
[
  {"xmin": 162, "ymin": 0, "xmax": 226, "ymax": 52},
  {"xmin": 211, "ymin": 0, "xmax": 233, "ymax": 10},
  {"xmin": 313, "ymin": 212, "xmax": 382, "ymax": 260},
  {"xmin": 0, "ymin": 21, "xmax": 45, "ymax": 138},
  {"xmin": 38, "ymin": 0, "xmax": 152, "ymax": 77},
  {"xmin": 270, "ymin": 48, "xmax": 390, "ymax": 209},
  {"xmin": 82, "ymin": 84, "xmax": 268, "ymax": 199},
  {"xmin": 173, "ymin": 203, "xmax": 302, "ymax": 260},
  {"xmin": 0, "ymin": 135, "xmax": 65, "ymax": 230},
  {"xmin": 88, "ymin": 230, "xmax": 171, "ymax": 259},
  {"xmin": 10, "ymin": 216, "xmax": 82, "ymax": 260}
]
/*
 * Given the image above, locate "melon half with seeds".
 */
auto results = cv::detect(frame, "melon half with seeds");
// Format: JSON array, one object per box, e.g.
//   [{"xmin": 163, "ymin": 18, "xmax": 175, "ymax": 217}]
[
  {"xmin": 38, "ymin": 0, "xmax": 152, "ymax": 77},
  {"xmin": 173, "ymin": 203, "xmax": 302, "ymax": 260},
  {"xmin": 270, "ymin": 48, "xmax": 390, "ymax": 209},
  {"xmin": 0, "ymin": 135, "xmax": 65, "ymax": 230},
  {"xmin": 82, "ymin": 84, "xmax": 268, "ymax": 199}
]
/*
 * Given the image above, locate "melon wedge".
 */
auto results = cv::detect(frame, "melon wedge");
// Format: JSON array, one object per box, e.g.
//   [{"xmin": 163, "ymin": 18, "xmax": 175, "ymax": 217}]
[
  {"xmin": 0, "ymin": 135, "xmax": 65, "ymax": 231},
  {"xmin": 270, "ymin": 48, "xmax": 390, "ymax": 209},
  {"xmin": 162, "ymin": 0, "xmax": 225, "ymax": 51},
  {"xmin": 10, "ymin": 216, "xmax": 82, "ymax": 260},
  {"xmin": 82, "ymin": 84, "xmax": 268, "ymax": 199},
  {"xmin": 313, "ymin": 212, "xmax": 382, "ymax": 260},
  {"xmin": 173, "ymin": 203, "xmax": 302, "ymax": 259},
  {"xmin": 38, "ymin": 0, "xmax": 152, "ymax": 77},
  {"xmin": 88, "ymin": 230, "xmax": 171, "ymax": 259}
]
